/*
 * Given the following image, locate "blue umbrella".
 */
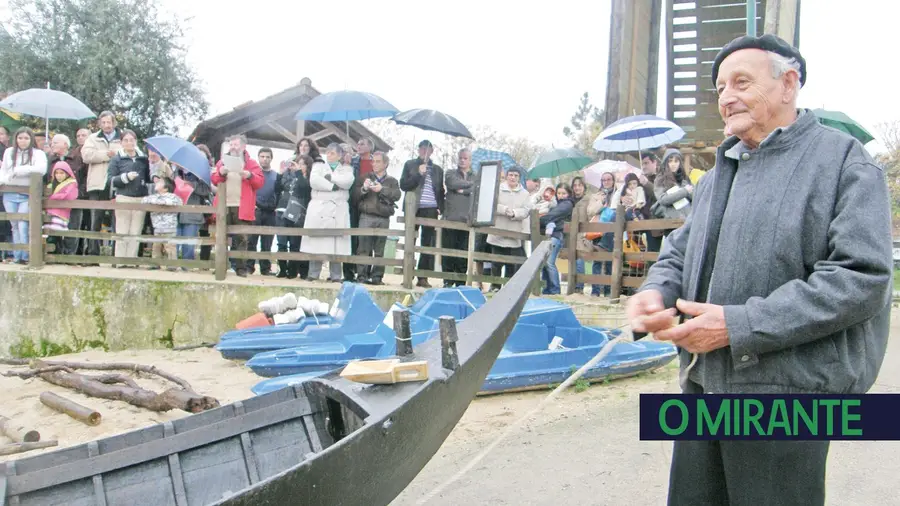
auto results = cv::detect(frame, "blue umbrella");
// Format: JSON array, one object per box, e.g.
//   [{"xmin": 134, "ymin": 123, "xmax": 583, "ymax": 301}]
[
  {"xmin": 391, "ymin": 108, "xmax": 474, "ymax": 139},
  {"xmin": 145, "ymin": 135, "xmax": 211, "ymax": 183},
  {"xmin": 471, "ymin": 148, "xmax": 517, "ymax": 173},
  {"xmin": 294, "ymin": 90, "xmax": 398, "ymax": 122},
  {"xmin": 592, "ymin": 114, "xmax": 685, "ymax": 153}
]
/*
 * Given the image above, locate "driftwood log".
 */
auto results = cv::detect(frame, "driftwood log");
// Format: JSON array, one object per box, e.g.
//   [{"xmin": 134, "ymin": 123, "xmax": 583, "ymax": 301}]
[
  {"xmin": 40, "ymin": 392, "xmax": 101, "ymax": 426},
  {"xmin": 0, "ymin": 440, "xmax": 57, "ymax": 456},
  {"xmin": 0, "ymin": 415, "xmax": 40, "ymax": 443},
  {"xmin": 0, "ymin": 359, "xmax": 220, "ymax": 414}
]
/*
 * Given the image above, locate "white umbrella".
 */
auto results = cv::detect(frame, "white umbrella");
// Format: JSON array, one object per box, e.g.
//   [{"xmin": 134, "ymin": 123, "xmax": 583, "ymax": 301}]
[
  {"xmin": 582, "ymin": 159, "xmax": 641, "ymax": 188},
  {"xmin": 0, "ymin": 85, "xmax": 96, "ymax": 136}
]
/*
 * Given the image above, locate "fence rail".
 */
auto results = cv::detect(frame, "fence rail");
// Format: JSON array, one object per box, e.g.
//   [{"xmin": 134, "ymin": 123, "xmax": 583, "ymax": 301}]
[{"xmin": 0, "ymin": 174, "xmax": 685, "ymax": 298}]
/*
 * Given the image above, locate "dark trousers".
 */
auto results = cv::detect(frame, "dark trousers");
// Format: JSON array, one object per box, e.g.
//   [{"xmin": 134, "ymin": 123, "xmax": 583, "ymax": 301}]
[
  {"xmin": 0, "ymin": 199, "xmax": 12, "ymax": 258},
  {"xmin": 441, "ymin": 227, "xmax": 469, "ymax": 285},
  {"xmin": 415, "ymin": 207, "xmax": 439, "ymax": 275},
  {"xmin": 356, "ymin": 213, "xmax": 389, "ymax": 282},
  {"xmin": 199, "ymin": 226, "xmax": 212, "ymax": 261},
  {"xmin": 62, "ymin": 209, "xmax": 85, "ymax": 255},
  {"xmin": 645, "ymin": 232, "xmax": 663, "ymax": 253},
  {"xmin": 668, "ymin": 380, "xmax": 829, "ymax": 506},
  {"xmin": 275, "ymin": 213, "xmax": 307, "ymax": 278},
  {"xmin": 344, "ymin": 204, "xmax": 359, "ymax": 281},
  {"xmin": 488, "ymin": 244, "xmax": 524, "ymax": 289},
  {"xmin": 246, "ymin": 208, "xmax": 276, "ymax": 273},
  {"xmin": 227, "ymin": 207, "xmax": 251, "ymax": 272},
  {"xmin": 85, "ymin": 189, "xmax": 108, "ymax": 257}
]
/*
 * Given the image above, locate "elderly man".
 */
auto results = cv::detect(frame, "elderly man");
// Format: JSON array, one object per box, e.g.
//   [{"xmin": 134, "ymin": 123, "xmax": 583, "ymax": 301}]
[
  {"xmin": 345, "ymin": 137, "xmax": 376, "ymax": 282},
  {"xmin": 353, "ymin": 151, "xmax": 401, "ymax": 285},
  {"xmin": 81, "ymin": 111, "xmax": 122, "ymax": 259},
  {"xmin": 626, "ymin": 34, "xmax": 892, "ymax": 505},
  {"xmin": 441, "ymin": 148, "xmax": 475, "ymax": 287}
]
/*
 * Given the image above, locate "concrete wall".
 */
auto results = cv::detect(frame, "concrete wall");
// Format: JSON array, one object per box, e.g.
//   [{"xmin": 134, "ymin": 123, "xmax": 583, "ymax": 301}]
[{"xmin": 0, "ymin": 269, "xmax": 409, "ymax": 354}]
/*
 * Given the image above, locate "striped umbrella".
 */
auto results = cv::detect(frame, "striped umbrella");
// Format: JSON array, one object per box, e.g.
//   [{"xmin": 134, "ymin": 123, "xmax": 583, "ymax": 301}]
[{"xmin": 592, "ymin": 114, "xmax": 685, "ymax": 153}]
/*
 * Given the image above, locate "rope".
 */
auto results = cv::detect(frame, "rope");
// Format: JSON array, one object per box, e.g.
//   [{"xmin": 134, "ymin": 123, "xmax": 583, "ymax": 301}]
[{"xmin": 415, "ymin": 323, "xmax": 633, "ymax": 505}]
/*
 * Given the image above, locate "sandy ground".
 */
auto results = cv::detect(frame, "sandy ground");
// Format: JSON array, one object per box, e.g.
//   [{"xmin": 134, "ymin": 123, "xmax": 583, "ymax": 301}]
[{"xmin": 1, "ymin": 313, "xmax": 898, "ymax": 505}]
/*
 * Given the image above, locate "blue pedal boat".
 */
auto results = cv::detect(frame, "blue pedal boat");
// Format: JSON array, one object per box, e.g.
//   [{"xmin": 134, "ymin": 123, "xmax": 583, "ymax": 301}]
[
  {"xmin": 250, "ymin": 298, "xmax": 677, "ymax": 396},
  {"xmin": 216, "ymin": 283, "xmax": 383, "ymax": 360},
  {"xmin": 244, "ymin": 287, "xmax": 486, "ymax": 376},
  {"xmin": 478, "ymin": 298, "xmax": 678, "ymax": 394}
]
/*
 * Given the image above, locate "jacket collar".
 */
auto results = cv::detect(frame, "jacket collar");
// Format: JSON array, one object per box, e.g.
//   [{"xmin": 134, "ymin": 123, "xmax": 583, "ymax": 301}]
[{"xmin": 721, "ymin": 108, "xmax": 815, "ymax": 160}]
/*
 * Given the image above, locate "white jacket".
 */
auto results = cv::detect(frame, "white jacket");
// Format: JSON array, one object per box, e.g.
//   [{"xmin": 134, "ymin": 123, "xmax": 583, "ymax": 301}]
[{"xmin": 0, "ymin": 147, "xmax": 48, "ymax": 187}]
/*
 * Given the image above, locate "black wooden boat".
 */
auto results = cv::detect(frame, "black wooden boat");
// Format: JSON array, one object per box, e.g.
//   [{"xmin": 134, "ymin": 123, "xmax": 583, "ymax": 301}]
[{"xmin": 1, "ymin": 242, "xmax": 550, "ymax": 506}]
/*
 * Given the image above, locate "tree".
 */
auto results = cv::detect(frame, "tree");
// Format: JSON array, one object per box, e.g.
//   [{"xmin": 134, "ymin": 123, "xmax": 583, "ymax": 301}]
[
  {"xmin": 562, "ymin": 92, "xmax": 604, "ymax": 157},
  {"xmin": 875, "ymin": 121, "xmax": 900, "ymax": 234},
  {"xmin": 0, "ymin": 0, "xmax": 208, "ymax": 140}
]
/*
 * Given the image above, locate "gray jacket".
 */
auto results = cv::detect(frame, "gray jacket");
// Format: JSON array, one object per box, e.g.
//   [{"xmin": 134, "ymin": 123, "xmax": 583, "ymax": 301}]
[
  {"xmin": 443, "ymin": 167, "xmax": 475, "ymax": 223},
  {"xmin": 640, "ymin": 110, "xmax": 893, "ymax": 394}
]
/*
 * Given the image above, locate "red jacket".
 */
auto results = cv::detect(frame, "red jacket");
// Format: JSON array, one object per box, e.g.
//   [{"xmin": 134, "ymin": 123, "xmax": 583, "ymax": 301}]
[{"xmin": 211, "ymin": 150, "xmax": 265, "ymax": 222}]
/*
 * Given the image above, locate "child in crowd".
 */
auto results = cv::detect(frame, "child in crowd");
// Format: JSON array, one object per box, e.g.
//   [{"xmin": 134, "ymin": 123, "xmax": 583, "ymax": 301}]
[
  {"xmin": 141, "ymin": 176, "xmax": 182, "ymax": 269},
  {"xmin": 44, "ymin": 161, "xmax": 79, "ymax": 254},
  {"xmin": 613, "ymin": 172, "xmax": 646, "ymax": 214},
  {"xmin": 535, "ymin": 186, "xmax": 557, "ymax": 216}
]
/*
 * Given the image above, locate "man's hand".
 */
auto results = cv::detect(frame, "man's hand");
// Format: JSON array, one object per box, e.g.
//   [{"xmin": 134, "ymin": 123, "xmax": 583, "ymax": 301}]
[
  {"xmin": 324, "ymin": 173, "xmax": 332, "ymax": 181},
  {"xmin": 107, "ymin": 149, "xmax": 116, "ymax": 158},
  {"xmin": 372, "ymin": 183, "xmax": 382, "ymax": 193},
  {"xmin": 127, "ymin": 171, "xmax": 138, "ymax": 181},
  {"xmin": 626, "ymin": 289, "xmax": 677, "ymax": 333},
  {"xmin": 241, "ymin": 170, "xmax": 251, "ymax": 179},
  {"xmin": 219, "ymin": 166, "xmax": 229, "ymax": 176},
  {"xmin": 418, "ymin": 164, "xmax": 427, "ymax": 175},
  {"xmin": 505, "ymin": 208, "xmax": 515, "ymax": 217},
  {"xmin": 654, "ymin": 299, "xmax": 729, "ymax": 353}
]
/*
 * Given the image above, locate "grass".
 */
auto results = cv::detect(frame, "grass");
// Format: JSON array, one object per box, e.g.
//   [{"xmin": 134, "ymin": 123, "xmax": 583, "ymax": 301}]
[{"xmin": 894, "ymin": 269, "xmax": 900, "ymax": 292}]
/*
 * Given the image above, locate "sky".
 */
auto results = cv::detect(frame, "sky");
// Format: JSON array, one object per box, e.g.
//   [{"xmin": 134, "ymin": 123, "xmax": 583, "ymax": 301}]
[{"xmin": 1, "ymin": 0, "xmax": 898, "ymax": 156}]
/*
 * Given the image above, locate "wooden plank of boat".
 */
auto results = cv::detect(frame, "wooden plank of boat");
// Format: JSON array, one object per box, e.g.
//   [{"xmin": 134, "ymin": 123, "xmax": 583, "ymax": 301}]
[{"xmin": 2, "ymin": 241, "xmax": 550, "ymax": 506}]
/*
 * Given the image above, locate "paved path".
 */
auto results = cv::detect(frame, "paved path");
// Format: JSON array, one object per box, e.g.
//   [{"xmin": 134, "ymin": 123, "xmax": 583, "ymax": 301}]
[{"xmin": 394, "ymin": 312, "xmax": 900, "ymax": 506}]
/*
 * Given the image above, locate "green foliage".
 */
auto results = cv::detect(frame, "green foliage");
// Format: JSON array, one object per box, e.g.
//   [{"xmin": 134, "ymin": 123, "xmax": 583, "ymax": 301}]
[
  {"xmin": 9, "ymin": 332, "xmax": 108, "ymax": 359},
  {"xmin": 568, "ymin": 365, "xmax": 591, "ymax": 393},
  {"xmin": 562, "ymin": 92, "xmax": 605, "ymax": 158},
  {"xmin": 0, "ymin": 0, "xmax": 208, "ymax": 140}
]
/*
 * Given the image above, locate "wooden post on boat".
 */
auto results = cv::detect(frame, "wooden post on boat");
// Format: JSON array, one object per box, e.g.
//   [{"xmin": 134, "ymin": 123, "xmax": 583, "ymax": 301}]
[
  {"xmin": 438, "ymin": 316, "xmax": 460, "ymax": 371},
  {"xmin": 214, "ymin": 183, "xmax": 228, "ymax": 281},
  {"xmin": 0, "ymin": 415, "xmax": 40, "ymax": 443},
  {"xmin": 529, "ymin": 209, "xmax": 542, "ymax": 296},
  {"xmin": 393, "ymin": 308, "xmax": 413, "ymax": 356},
  {"xmin": 402, "ymin": 196, "xmax": 416, "ymax": 289},
  {"xmin": 28, "ymin": 173, "xmax": 44, "ymax": 268},
  {"xmin": 40, "ymin": 392, "xmax": 101, "ymax": 426},
  {"xmin": 610, "ymin": 204, "xmax": 626, "ymax": 300}
]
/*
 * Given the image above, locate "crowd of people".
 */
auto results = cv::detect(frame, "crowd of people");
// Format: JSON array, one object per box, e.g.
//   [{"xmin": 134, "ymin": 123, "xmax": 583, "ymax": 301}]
[{"xmin": 0, "ymin": 114, "xmax": 698, "ymax": 294}]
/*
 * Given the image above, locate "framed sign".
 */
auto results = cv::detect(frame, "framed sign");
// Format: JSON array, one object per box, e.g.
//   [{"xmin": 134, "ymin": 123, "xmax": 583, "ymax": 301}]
[{"xmin": 468, "ymin": 160, "xmax": 502, "ymax": 227}]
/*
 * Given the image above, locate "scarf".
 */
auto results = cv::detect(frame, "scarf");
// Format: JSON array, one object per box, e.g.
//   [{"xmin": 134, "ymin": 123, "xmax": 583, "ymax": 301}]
[{"xmin": 329, "ymin": 161, "xmax": 339, "ymax": 170}]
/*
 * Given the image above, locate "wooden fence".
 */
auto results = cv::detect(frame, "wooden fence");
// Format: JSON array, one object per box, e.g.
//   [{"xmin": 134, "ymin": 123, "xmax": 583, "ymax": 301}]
[{"xmin": 0, "ymin": 174, "xmax": 684, "ymax": 297}]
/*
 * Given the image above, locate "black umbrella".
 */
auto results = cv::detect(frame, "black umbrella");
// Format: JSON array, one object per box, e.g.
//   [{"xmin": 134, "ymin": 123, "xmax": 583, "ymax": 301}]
[{"xmin": 391, "ymin": 108, "xmax": 474, "ymax": 139}]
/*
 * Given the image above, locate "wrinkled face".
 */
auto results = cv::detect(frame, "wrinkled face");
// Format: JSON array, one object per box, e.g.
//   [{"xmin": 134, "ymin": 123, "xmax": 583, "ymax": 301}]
[
  {"xmin": 716, "ymin": 48, "xmax": 794, "ymax": 140},
  {"xmin": 15, "ymin": 132, "xmax": 31, "ymax": 149},
  {"xmin": 641, "ymin": 157, "xmax": 657, "ymax": 176},
  {"xmin": 373, "ymin": 154, "xmax": 387, "ymax": 173},
  {"xmin": 258, "ymin": 151, "xmax": 272, "ymax": 168},
  {"xmin": 148, "ymin": 150, "xmax": 161, "ymax": 164},
  {"xmin": 325, "ymin": 149, "xmax": 340, "ymax": 164},
  {"xmin": 122, "ymin": 134, "xmax": 136, "ymax": 151},
  {"xmin": 458, "ymin": 151, "xmax": 471, "ymax": 169},
  {"xmin": 357, "ymin": 140, "xmax": 371, "ymax": 155},
  {"xmin": 228, "ymin": 138, "xmax": 244, "ymax": 155},
  {"xmin": 51, "ymin": 137, "xmax": 68, "ymax": 156},
  {"xmin": 54, "ymin": 168, "xmax": 67, "ymax": 182},
  {"xmin": 505, "ymin": 170, "xmax": 520, "ymax": 187},
  {"xmin": 76, "ymin": 129, "xmax": 89, "ymax": 146},
  {"xmin": 298, "ymin": 140, "xmax": 311, "ymax": 155},
  {"xmin": 601, "ymin": 173, "xmax": 614, "ymax": 189},
  {"xmin": 99, "ymin": 116, "xmax": 115, "ymax": 133}
]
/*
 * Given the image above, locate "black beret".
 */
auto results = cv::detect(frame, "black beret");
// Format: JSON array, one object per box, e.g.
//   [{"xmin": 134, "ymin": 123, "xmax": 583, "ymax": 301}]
[{"xmin": 712, "ymin": 33, "xmax": 806, "ymax": 88}]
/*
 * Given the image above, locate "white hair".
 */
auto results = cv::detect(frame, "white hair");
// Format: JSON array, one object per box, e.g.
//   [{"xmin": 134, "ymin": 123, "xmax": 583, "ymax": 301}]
[
  {"xmin": 768, "ymin": 51, "xmax": 802, "ymax": 84},
  {"xmin": 52, "ymin": 133, "xmax": 71, "ymax": 148},
  {"xmin": 326, "ymin": 142, "xmax": 344, "ymax": 157}
]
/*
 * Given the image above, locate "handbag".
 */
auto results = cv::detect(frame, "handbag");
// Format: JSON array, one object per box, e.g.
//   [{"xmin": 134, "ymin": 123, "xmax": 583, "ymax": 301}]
[
  {"xmin": 624, "ymin": 236, "xmax": 645, "ymax": 269},
  {"xmin": 283, "ymin": 197, "xmax": 306, "ymax": 224}
]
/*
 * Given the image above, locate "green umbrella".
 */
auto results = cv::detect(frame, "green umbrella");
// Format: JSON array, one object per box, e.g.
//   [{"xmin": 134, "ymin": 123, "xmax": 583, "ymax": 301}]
[
  {"xmin": 527, "ymin": 147, "xmax": 593, "ymax": 179},
  {"xmin": 812, "ymin": 108, "xmax": 875, "ymax": 145}
]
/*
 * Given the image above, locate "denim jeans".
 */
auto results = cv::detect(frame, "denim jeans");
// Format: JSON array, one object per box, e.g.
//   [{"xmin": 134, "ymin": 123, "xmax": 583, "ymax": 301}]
[
  {"xmin": 541, "ymin": 236, "xmax": 563, "ymax": 294},
  {"xmin": 575, "ymin": 258, "xmax": 585, "ymax": 292},
  {"xmin": 3, "ymin": 193, "xmax": 29, "ymax": 262},
  {"xmin": 177, "ymin": 223, "xmax": 201, "ymax": 260}
]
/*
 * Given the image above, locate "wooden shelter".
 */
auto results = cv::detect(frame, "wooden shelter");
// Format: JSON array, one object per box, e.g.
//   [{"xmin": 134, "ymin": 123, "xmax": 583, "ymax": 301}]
[{"xmin": 188, "ymin": 77, "xmax": 392, "ymax": 160}]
